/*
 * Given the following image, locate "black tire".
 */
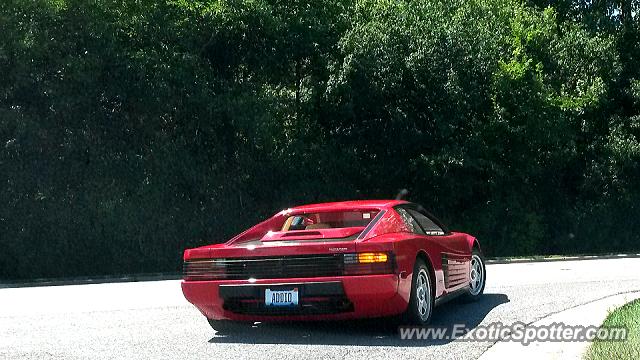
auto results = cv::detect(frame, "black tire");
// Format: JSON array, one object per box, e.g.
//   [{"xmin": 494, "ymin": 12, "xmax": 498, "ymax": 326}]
[
  {"xmin": 207, "ymin": 319, "xmax": 251, "ymax": 333},
  {"xmin": 462, "ymin": 248, "xmax": 486, "ymax": 302},
  {"xmin": 401, "ymin": 259, "xmax": 434, "ymax": 325}
]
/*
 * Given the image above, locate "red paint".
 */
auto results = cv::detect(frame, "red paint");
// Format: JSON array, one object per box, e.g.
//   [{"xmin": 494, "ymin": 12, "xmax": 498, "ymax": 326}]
[
  {"xmin": 260, "ymin": 227, "xmax": 365, "ymax": 241},
  {"xmin": 182, "ymin": 200, "xmax": 480, "ymax": 321}
]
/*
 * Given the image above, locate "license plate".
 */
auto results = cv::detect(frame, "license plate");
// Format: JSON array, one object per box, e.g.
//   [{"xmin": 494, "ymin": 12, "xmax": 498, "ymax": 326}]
[{"xmin": 265, "ymin": 288, "xmax": 299, "ymax": 307}]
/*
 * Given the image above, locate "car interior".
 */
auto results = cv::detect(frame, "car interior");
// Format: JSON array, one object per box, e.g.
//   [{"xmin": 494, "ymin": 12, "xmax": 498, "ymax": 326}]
[{"xmin": 281, "ymin": 211, "xmax": 379, "ymax": 231}]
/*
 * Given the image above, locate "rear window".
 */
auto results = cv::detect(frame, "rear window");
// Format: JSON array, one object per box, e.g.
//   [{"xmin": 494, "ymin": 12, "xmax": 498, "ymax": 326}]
[{"xmin": 282, "ymin": 211, "xmax": 379, "ymax": 231}]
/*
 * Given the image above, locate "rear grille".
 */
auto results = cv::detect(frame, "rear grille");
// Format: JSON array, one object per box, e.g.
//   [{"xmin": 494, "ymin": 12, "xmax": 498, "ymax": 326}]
[
  {"xmin": 183, "ymin": 254, "xmax": 345, "ymax": 280},
  {"xmin": 218, "ymin": 281, "xmax": 353, "ymax": 315}
]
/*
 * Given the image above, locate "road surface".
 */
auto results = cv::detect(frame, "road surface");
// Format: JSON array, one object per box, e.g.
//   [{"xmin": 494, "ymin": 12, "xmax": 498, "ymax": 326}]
[{"xmin": 1, "ymin": 258, "xmax": 639, "ymax": 360}]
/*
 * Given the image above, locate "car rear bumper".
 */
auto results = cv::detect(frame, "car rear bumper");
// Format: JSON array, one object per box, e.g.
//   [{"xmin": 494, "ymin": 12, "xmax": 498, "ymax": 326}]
[{"xmin": 181, "ymin": 274, "xmax": 407, "ymax": 321}]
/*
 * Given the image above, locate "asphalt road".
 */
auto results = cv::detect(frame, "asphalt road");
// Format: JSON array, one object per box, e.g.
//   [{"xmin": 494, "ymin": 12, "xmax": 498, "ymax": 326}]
[{"xmin": 1, "ymin": 258, "xmax": 639, "ymax": 360}]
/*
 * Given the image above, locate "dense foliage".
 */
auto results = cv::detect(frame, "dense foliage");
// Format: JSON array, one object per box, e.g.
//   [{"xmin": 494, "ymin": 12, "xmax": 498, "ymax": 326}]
[{"xmin": 1, "ymin": 0, "xmax": 638, "ymax": 279}]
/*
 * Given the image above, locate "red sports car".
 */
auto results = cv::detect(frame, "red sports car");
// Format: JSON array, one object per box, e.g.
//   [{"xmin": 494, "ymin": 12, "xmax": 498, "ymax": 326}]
[{"xmin": 181, "ymin": 200, "xmax": 486, "ymax": 331}]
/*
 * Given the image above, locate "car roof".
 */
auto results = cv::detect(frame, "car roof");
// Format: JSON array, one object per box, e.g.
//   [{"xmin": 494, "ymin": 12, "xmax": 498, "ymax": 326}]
[{"xmin": 287, "ymin": 200, "xmax": 409, "ymax": 213}]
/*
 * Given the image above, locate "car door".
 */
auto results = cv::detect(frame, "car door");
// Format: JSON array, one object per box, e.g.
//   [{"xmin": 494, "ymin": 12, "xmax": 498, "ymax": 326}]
[{"xmin": 401, "ymin": 205, "xmax": 471, "ymax": 292}]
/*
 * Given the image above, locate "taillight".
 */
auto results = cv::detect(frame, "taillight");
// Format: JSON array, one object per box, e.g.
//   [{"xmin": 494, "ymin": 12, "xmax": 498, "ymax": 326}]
[
  {"xmin": 183, "ymin": 253, "xmax": 396, "ymax": 280},
  {"xmin": 183, "ymin": 259, "xmax": 226, "ymax": 281},
  {"xmin": 343, "ymin": 252, "xmax": 395, "ymax": 275}
]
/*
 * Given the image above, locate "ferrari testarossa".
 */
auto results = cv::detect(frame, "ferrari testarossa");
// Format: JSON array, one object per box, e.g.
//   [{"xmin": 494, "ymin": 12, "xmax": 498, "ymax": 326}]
[{"xmin": 181, "ymin": 200, "xmax": 486, "ymax": 331}]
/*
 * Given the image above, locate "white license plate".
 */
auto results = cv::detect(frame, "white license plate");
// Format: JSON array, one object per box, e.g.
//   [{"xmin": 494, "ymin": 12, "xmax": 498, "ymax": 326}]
[{"xmin": 265, "ymin": 288, "xmax": 299, "ymax": 307}]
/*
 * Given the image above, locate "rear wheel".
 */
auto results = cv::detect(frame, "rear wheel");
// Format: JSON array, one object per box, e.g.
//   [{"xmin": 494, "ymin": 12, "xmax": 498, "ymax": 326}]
[
  {"xmin": 402, "ymin": 259, "xmax": 434, "ymax": 325},
  {"xmin": 462, "ymin": 248, "xmax": 486, "ymax": 302},
  {"xmin": 207, "ymin": 319, "xmax": 252, "ymax": 333}
]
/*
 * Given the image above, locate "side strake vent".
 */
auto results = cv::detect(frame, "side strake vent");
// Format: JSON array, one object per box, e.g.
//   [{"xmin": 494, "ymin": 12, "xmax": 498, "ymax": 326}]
[{"xmin": 441, "ymin": 253, "xmax": 469, "ymax": 288}]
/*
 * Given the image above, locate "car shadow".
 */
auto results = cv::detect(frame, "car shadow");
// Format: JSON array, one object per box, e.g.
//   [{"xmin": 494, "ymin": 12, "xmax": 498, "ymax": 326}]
[{"xmin": 208, "ymin": 292, "xmax": 509, "ymax": 346}]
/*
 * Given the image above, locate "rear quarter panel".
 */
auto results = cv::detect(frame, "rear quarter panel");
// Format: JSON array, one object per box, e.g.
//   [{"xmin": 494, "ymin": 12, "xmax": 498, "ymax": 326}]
[{"xmin": 362, "ymin": 231, "xmax": 474, "ymax": 303}]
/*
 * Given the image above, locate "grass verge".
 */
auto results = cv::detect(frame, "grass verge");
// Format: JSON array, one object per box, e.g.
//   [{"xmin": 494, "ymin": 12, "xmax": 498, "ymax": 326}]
[{"xmin": 584, "ymin": 299, "xmax": 640, "ymax": 360}]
